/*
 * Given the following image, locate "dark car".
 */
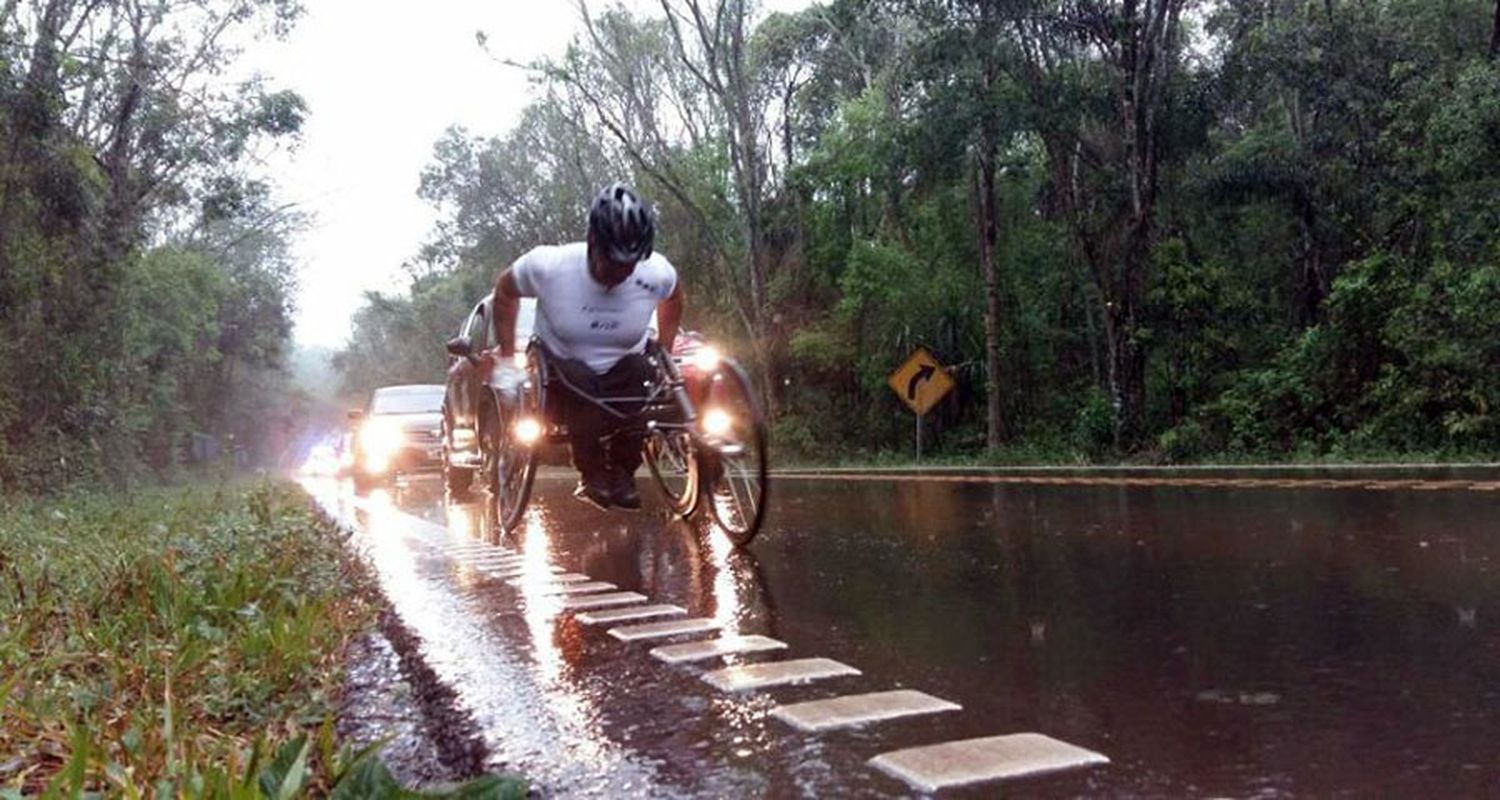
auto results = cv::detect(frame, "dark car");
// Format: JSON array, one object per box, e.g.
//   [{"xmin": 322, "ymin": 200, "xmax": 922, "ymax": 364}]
[
  {"xmin": 349, "ymin": 384, "xmax": 446, "ymax": 490},
  {"xmin": 441, "ymin": 295, "xmax": 538, "ymax": 494}
]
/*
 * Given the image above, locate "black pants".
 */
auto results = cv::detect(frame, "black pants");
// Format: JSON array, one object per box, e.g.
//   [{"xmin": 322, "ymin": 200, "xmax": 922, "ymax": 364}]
[{"xmin": 548, "ymin": 350, "xmax": 654, "ymax": 482}]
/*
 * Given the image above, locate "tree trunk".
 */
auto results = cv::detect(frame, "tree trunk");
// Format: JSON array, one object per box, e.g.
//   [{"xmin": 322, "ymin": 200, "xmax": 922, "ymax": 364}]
[
  {"xmin": 978, "ymin": 0, "xmax": 1005, "ymax": 451},
  {"xmin": 1491, "ymin": 0, "xmax": 1500, "ymax": 59},
  {"xmin": 977, "ymin": 144, "xmax": 1005, "ymax": 450},
  {"xmin": 1293, "ymin": 199, "xmax": 1325, "ymax": 327},
  {"xmin": 1084, "ymin": 285, "xmax": 1103, "ymax": 390},
  {"xmin": 1104, "ymin": 292, "xmax": 1146, "ymax": 451}
]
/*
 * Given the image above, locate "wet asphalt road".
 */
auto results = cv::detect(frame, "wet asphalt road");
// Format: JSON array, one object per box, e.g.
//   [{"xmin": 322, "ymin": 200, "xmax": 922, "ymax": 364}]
[{"xmin": 308, "ymin": 468, "xmax": 1500, "ymax": 797}]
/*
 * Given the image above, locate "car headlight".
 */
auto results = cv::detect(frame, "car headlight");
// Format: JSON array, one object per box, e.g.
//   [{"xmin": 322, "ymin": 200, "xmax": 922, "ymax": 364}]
[{"xmin": 360, "ymin": 419, "xmax": 405, "ymax": 461}]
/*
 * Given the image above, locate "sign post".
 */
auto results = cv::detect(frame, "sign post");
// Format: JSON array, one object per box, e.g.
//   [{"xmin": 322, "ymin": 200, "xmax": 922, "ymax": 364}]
[{"xmin": 887, "ymin": 347, "xmax": 956, "ymax": 462}]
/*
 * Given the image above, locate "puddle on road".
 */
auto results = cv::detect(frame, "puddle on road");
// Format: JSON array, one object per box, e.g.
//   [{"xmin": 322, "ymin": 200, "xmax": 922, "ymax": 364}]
[{"xmin": 315, "ymin": 470, "xmax": 1500, "ymax": 797}]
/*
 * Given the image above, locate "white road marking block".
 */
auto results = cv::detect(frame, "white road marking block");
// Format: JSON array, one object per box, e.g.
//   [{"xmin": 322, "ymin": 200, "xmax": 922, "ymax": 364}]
[
  {"xmin": 536, "ymin": 581, "xmax": 617, "ymax": 596},
  {"xmin": 485, "ymin": 565, "xmax": 566, "ymax": 579},
  {"xmin": 608, "ymin": 618, "xmax": 721, "ymax": 642},
  {"xmin": 576, "ymin": 604, "xmax": 686, "ymax": 625},
  {"xmin": 868, "ymin": 733, "xmax": 1109, "ymax": 792},
  {"xmin": 560, "ymin": 592, "xmax": 648, "ymax": 610},
  {"xmin": 650, "ymin": 635, "xmax": 786, "ymax": 664},
  {"xmin": 467, "ymin": 555, "xmax": 527, "ymax": 566},
  {"xmin": 701, "ymin": 658, "xmax": 860, "ymax": 692},
  {"xmin": 446, "ymin": 544, "xmax": 510, "ymax": 555},
  {"xmin": 464, "ymin": 559, "xmax": 528, "ymax": 571},
  {"xmin": 451, "ymin": 551, "xmax": 514, "ymax": 561},
  {"xmin": 770, "ymin": 690, "xmax": 960, "ymax": 732},
  {"xmin": 506, "ymin": 573, "xmax": 591, "ymax": 587},
  {"xmin": 445, "ymin": 540, "xmax": 504, "ymax": 549}
]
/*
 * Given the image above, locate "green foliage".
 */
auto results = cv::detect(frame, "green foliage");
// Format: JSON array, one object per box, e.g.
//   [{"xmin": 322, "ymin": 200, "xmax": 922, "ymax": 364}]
[
  {"xmin": 0, "ymin": 0, "xmax": 309, "ymax": 489},
  {"xmin": 327, "ymin": 748, "xmax": 526, "ymax": 799},
  {"xmin": 354, "ymin": 0, "xmax": 1500, "ymax": 464},
  {"xmin": 1072, "ymin": 387, "xmax": 1116, "ymax": 460},
  {"xmin": 0, "ymin": 483, "xmax": 364, "ymax": 792},
  {"xmin": 0, "ymin": 481, "xmax": 527, "ymax": 795}
]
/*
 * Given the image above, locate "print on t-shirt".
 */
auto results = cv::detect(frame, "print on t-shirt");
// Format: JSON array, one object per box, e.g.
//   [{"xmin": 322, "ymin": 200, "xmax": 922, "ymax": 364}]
[{"xmin": 512, "ymin": 242, "xmax": 678, "ymax": 374}]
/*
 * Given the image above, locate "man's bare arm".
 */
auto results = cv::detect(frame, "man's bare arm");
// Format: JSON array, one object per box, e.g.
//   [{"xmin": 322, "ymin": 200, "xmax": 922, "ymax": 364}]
[
  {"xmin": 493, "ymin": 268, "xmax": 522, "ymax": 357},
  {"xmin": 657, "ymin": 280, "xmax": 684, "ymax": 355}
]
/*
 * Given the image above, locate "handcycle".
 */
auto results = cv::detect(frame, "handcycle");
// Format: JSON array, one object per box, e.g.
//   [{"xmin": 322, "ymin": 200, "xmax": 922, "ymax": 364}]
[{"xmin": 481, "ymin": 338, "xmax": 769, "ymax": 546}]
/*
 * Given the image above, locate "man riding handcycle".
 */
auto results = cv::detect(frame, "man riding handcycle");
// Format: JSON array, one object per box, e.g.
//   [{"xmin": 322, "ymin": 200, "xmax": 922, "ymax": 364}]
[{"xmin": 480, "ymin": 183, "xmax": 768, "ymax": 543}]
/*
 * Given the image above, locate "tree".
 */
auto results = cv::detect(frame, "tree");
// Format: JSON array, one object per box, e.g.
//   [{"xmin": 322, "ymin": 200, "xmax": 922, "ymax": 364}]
[
  {"xmin": 909, "ymin": 0, "xmax": 1024, "ymax": 448},
  {"xmin": 1491, "ymin": 0, "xmax": 1499, "ymax": 59},
  {"xmin": 0, "ymin": 0, "xmax": 305, "ymax": 487},
  {"xmin": 1016, "ymin": 0, "xmax": 1193, "ymax": 450}
]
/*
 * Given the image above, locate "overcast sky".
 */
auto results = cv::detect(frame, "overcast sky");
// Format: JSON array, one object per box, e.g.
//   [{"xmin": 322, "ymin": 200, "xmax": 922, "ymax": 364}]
[{"xmin": 245, "ymin": 1, "xmax": 809, "ymax": 350}]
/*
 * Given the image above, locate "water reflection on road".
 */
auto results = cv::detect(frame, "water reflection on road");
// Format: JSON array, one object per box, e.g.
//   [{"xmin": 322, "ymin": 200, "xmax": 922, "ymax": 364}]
[{"xmin": 312, "ymin": 470, "xmax": 1500, "ymax": 797}]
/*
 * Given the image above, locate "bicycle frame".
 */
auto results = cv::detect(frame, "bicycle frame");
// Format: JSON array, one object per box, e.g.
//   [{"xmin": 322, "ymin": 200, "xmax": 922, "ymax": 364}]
[{"xmin": 527, "ymin": 340, "xmax": 715, "ymax": 451}]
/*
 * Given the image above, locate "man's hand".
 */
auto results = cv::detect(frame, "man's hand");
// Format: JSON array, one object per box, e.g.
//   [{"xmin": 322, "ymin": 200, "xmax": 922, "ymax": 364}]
[{"xmin": 657, "ymin": 280, "xmax": 684, "ymax": 355}]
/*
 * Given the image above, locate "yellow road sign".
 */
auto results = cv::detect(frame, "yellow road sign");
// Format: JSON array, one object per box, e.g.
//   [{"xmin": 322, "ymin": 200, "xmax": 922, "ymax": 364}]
[{"xmin": 888, "ymin": 347, "xmax": 955, "ymax": 416}]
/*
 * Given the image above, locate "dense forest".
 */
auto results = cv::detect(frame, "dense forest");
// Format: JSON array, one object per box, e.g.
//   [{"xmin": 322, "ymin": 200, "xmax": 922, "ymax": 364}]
[
  {"xmin": 6, "ymin": 1, "xmax": 1499, "ymax": 490},
  {"xmin": 340, "ymin": 0, "xmax": 1500, "ymax": 464},
  {"xmin": 0, "ymin": 0, "xmax": 309, "ymax": 490}
]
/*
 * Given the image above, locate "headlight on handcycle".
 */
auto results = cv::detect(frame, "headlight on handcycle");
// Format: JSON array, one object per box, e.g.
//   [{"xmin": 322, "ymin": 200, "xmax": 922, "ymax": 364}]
[
  {"xmin": 701, "ymin": 408, "xmax": 733, "ymax": 437},
  {"xmin": 513, "ymin": 416, "xmax": 543, "ymax": 445},
  {"xmin": 513, "ymin": 351, "xmax": 528, "ymax": 369},
  {"xmin": 691, "ymin": 346, "xmax": 721, "ymax": 372}
]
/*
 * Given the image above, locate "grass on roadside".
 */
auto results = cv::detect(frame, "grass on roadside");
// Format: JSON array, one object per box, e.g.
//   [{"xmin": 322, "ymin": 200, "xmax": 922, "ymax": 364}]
[{"xmin": 0, "ymin": 481, "xmax": 522, "ymax": 798}]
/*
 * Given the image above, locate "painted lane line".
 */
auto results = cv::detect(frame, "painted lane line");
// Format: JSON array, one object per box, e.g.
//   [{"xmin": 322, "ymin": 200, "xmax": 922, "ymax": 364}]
[
  {"xmin": 576, "ymin": 604, "xmax": 687, "ymax": 626},
  {"xmin": 868, "ymin": 733, "xmax": 1108, "ymax": 793},
  {"xmin": 770, "ymin": 689, "xmax": 960, "ymax": 732},
  {"xmin": 535, "ymin": 581, "xmax": 618, "ymax": 596},
  {"xmin": 650, "ymin": 635, "xmax": 787, "ymax": 664},
  {"xmin": 701, "ymin": 658, "xmax": 860, "ymax": 692},
  {"xmin": 505, "ymin": 573, "xmax": 592, "ymax": 587},
  {"xmin": 776, "ymin": 472, "xmax": 1500, "ymax": 494},
  {"xmin": 560, "ymin": 592, "xmax": 649, "ymax": 610},
  {"xmin": 608, "ymin": 618, "xmax": 722, "ymax": 642}
]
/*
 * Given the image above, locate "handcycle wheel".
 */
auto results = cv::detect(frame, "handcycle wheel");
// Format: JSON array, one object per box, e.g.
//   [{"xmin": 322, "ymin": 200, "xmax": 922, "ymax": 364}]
[
  {"xmin": 698, "ymin": 359, "xmax": 769, "ymax": 546},
  {"xmin": 646, "ymin": 427, "xmax": 699, "ymax": 517},
  {"xmin": 489, "ymin": 355, "xmax": 543, "ymax": 534}
]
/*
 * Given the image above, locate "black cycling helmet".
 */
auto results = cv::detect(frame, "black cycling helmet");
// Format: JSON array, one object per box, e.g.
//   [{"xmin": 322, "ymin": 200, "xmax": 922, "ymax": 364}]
[{"xmin": 588, "ymin": 183, "xmax": 655, "ymax": 263}]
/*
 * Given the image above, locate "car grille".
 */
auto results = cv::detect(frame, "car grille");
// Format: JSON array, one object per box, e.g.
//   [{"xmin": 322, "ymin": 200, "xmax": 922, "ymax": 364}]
[{"xmin": 404, "ymin": 428, "xmax": 441, "ymax": 446}]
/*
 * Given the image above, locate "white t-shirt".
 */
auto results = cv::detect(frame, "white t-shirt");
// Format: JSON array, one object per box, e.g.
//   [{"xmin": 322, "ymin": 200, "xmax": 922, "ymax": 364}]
[{"xmin": 511, "ymin": 242, "xmax": 678, "ymax": 374}]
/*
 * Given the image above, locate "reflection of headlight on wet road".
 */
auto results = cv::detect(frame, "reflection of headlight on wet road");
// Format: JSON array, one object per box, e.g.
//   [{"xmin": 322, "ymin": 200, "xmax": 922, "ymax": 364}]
[
  {"xmin": 514, "ymin": 417, "xmax": 543, "ymax": 445},
  {"xmin": 692, "ymin": 345, "xmax": 721, "ymax": 372},
  {"xmin": 702, "ymin": 408, "xmax": 732, "ymax": 437},
  {"xmin": 361, "ymin": 419, "xmax": 405, "ymax": 469}
]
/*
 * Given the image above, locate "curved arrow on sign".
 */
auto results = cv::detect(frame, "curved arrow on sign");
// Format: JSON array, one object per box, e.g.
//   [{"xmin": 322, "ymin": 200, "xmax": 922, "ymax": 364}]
[{"xmin": 906, "ymin": 364, "xmax": 936, "ymax": 401}]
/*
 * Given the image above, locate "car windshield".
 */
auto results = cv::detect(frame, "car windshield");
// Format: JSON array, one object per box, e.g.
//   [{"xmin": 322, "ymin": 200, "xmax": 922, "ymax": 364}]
[{"xmin": 370, "ymin": 387, "xmax": 443, "ymax": 415}]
